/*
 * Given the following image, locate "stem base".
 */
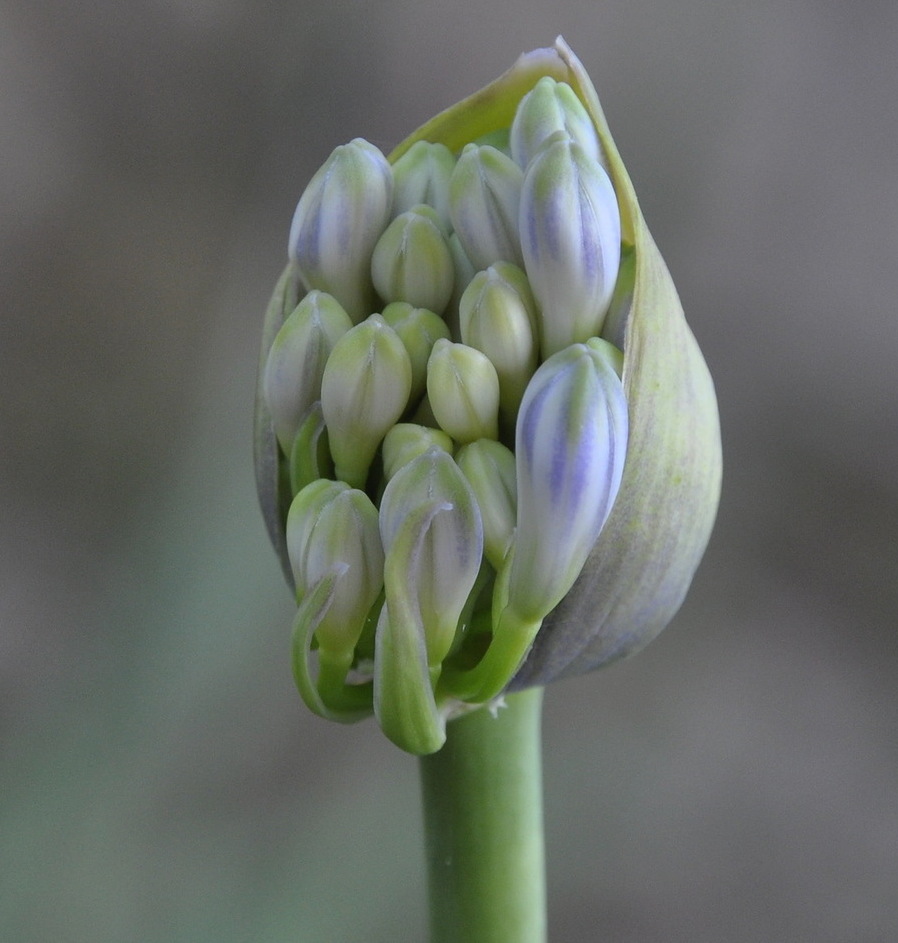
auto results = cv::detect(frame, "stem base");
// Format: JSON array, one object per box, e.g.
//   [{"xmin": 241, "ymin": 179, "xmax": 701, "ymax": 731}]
[{"xmin": 419, "ymin": 688, "xmax": 546, "ymax": 943}]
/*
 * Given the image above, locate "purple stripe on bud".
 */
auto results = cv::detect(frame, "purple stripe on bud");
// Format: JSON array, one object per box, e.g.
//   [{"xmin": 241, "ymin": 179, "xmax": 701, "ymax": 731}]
[
  {"xmin": 508, "ymin": 344, "xmax": 628, "ymax": 622},
  {"xmin": 519, "ymin": 133, "xmax": 621, "ymax": 358},
  {"xmin": 288, "ymin": 139, "xmax": 393, "ymax": 323}
]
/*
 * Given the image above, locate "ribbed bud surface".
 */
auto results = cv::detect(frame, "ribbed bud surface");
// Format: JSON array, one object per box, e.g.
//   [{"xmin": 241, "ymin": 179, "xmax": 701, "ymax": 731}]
[
  {"xmin": 510, "ymin": 75, "xmax": 602, "ymax": 170},
  {"xmin": 320, "ymin": 315, "xmax": 412, "ymax": 488},
  {"xmin": 508, "ymin": 344, "xmax": 628, "ymax": 622},
  {"xmin": 520, "ymin": 132, "xmax": 621, "ymax": 356},
  {"xmin": 449, "ymin": 144, "xmax": 524, "ymax": 270},
  {"xmin": 288, "ymin": 139, "xmax": 393, "ymax": 322},
  {"xmin": 371, "ymin": 206, "xmax": 455, "ymax": 315}
]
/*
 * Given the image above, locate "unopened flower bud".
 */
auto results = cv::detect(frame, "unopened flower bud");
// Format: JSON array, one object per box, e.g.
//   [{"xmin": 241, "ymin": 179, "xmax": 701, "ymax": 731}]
[
  {"xmin": 378, "ymin": 449, "xmax": 484, "ymax": 665},
  {"xmin": 426, "ymin": 339, "xmax": 500, "ymax": 443},
  {"xmin": 288, "ymin": 139, "xmax": 393, "ymax": 322},
  {"xmin": 320, "ymin": 314, "xmax": 412, "ymax": 488},
  {"xmin": 510, "ymin": 75, "xmax": 602, "ymax": 170},
  {"xmin": 262, "ymin": 290, "xmax": 353, "ymax": 453},
  {"xmin": 287, "ymin": 480, "xmax": 384, "ymax": 661},
  {"xmin": 382, "ymin": 301, "xmax": 451, "ymax": 403},
  {"xmin": 371, "ymin": 205, "xmax": 454, "ymax": 315},
  {"xmin": 459, "ymin": 263, "xmax": 539, "ymax": 428},
  {"xmin": 382, "ymin": 423, "xmax": 454, "ymax": 482},
  {"xmin": 520, "ymin": 131, "xmax": 621, "ymax": 356},
  {"xmin": 449, "ymin": 144, "xmax": 524, "ymax": 270},
  {"xmin": 375, "ymin": 449, "xmax": 484, "ymax": 753},
  {"xmin": 507, "ymin": 343, "xmax": 628, "ymax": 622},
  {"xmin": 287, "ymin": 479, "xmax": 384, "ymax": 719},
  {"xmin": 391, "ymin": 140, "xmax": 455, "ymax": 226},
  {"xmin": 456, "ymin": 439, "xmax": 517, "ymax": 570},
  {"xmin": 585, "ymin": 335, "xmax": 624, "ymax": 378}
]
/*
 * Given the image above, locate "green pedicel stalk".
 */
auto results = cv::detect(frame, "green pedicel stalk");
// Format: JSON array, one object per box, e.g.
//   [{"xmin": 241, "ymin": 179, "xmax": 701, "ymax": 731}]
[{"xmin": 420, "ymin": 689, "xmax": 546, "ymax": 943}]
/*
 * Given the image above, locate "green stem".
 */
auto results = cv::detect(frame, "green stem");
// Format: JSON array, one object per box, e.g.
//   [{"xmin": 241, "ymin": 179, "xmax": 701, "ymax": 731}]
[{"xmin": 419, "ymin": 688, "xmax": 546, "ymax": 943}]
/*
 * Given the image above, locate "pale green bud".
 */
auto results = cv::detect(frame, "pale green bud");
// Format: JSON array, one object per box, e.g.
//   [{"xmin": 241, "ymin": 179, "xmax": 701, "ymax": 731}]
[
  {"xmin": 586, "ymin": 335, "xmax": 624, "ymax": 378},
  {"xmin": 382, "ymin": 423, "xmax": 454, "ymax": 481},
  {"xmin": 510, "ymin": 75, "xmax": 602, "ymax": 170},
  {"xmin": 507, "ymin": 343, "xmax": 628, "ymax": 623},
  {"xmin": 286, "ymin": 480, "xmax": 384, "ymax": 664},
  {"xmin": 458, "ymin": 263, "xmax": 539, "ymax": 428},
  {"xmin": 426, "ymin": 338, "xmax": 500, "ymax": 444},
  {"xmin": 320, "ymin": 314, "xmax": 412, "ymax": 488},
  {"xmin": 378, "ymin": 449, "xmax": 483, "ymax": 666},
  {"xmin": 371, "ymin": 205, "xmax": 455, "ymax": 315},
  {"xmin": 391, "ymin": 140, "xmax": 455, "ymax": 226},
  {"xmin": 382, "ymin": 301, "xmax": 451, "ymax": 403},
  {"xmin": 262, "ymin": 290, "xmax": 353, "ymax": 454},
  {"xmin": 374, "ymin": 449, "xmax": 483, "ymax": 753},
  {"xmin": 456, "ymin": 439, "xmax": 517, "ymax": 570},
  {"xmin": 288, "ymin": 139, "xmax": 393, "ymax": 323},
  {"xmin": 520, "ymin": 131, "xmax": 621, "ymax": 357},
  {"xmin": 449, "ymin": 144, "xmax": 524, "ymax": 270}
]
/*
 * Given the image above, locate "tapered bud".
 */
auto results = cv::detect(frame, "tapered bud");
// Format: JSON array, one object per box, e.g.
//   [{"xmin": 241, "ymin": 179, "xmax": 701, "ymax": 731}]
[
  {"xmin": 262, "ymin": 291, "xmax": 353, "ymax": 453},
  {"xmin": 320, "ymin": 315, "xmax": 412, "ymax": 488},
  {"xmin": 456, "ymin": 439, "xmax": 517, "ymax": 570},
  {"xmin": 378, "ymin": 449, "xmax": 483, "ymax": 666},
  {"xmin": 391, "ymin": 140, "xmax": 455, "ymax": 226},
  {"xmin": 382, "ymin": 423, "xmax": 454, "ymax": 481},
  {"xmin": 449, "ymin": 144, "xmax": 524, "ymax": 270},
  {"xmin": 288, "ymin": 139, "xmax": 393, "ymax": 322},
  {"xmin": 286, "ymin": 480, "xmax": 384, "ymax": 665},
  {"xmin": 375, "ymin": 450, "xmax": 483, "ymax": 753},
  {"xmin": 382, "ymin": 301, "xmax": 451, "ymax": 403},
  {"xmin": 507, "ymin": 343, "xmax": 628, "ymax": 622},
  {"xmin": 459, "ymin": 263, "xmax": 539, "ymax": 428},
  {"xmin": 371, "ymin": 205, "xmax": 455, "ymax": 315},
  {"xmin": 510, "ymin": 75, "xmax": 602, "ymax": 170},
  {"xmin": 586, "ymin": 335, "xmax": 624, "ymax": 378},
  {"xmin": 520, "ymin": 131, "xmax": 621, "ymax": 356},
  {"xmin": 426, "ymin": 339, "xmax": 500, "ymax": 443}
]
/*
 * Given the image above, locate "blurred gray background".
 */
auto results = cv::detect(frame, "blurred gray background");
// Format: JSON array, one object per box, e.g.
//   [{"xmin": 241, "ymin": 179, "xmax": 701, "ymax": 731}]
[{"xmin": 2, "ymin": 1, "xmax": 896, "ymax": 941}]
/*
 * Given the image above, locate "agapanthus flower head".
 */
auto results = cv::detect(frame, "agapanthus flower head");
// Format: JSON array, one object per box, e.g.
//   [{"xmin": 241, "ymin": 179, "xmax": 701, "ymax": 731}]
[{"xmin": 255, "ymin": 38, "xmax": 721, "ymax": 753}]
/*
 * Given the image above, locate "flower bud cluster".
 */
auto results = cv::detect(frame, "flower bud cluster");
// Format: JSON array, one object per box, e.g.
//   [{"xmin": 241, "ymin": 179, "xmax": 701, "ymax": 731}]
[{"xmin": 261, "ymin": 73, "xmax": 632, "ymax": 754}]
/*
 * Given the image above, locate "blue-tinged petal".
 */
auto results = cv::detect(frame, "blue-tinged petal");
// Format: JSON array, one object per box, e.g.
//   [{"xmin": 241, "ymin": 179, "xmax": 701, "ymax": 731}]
[
  {"xmin": 519, "ymin": 131, "xmax": 621, "ymax": 357},
  {"xmin": 507, "ymin": 343, "xmax": 628, "ymax": 623},
  {"xmin": 449, "ymin": 144, "xmax": 524, "ymax": 270},
  {"xmin": 288, "ymin": 138, "xmax": 393, "ymax": 323},
  {"xmin": 510, "ymin": 75, "xmax": 603, "ymax": 170},
  {"xmin": 378, "ymin": 449, "xmax": 483, "ymax": 666},
  {"xmin": 262, "ymin": 290, "xmax": 353, "ymax": 454}
]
